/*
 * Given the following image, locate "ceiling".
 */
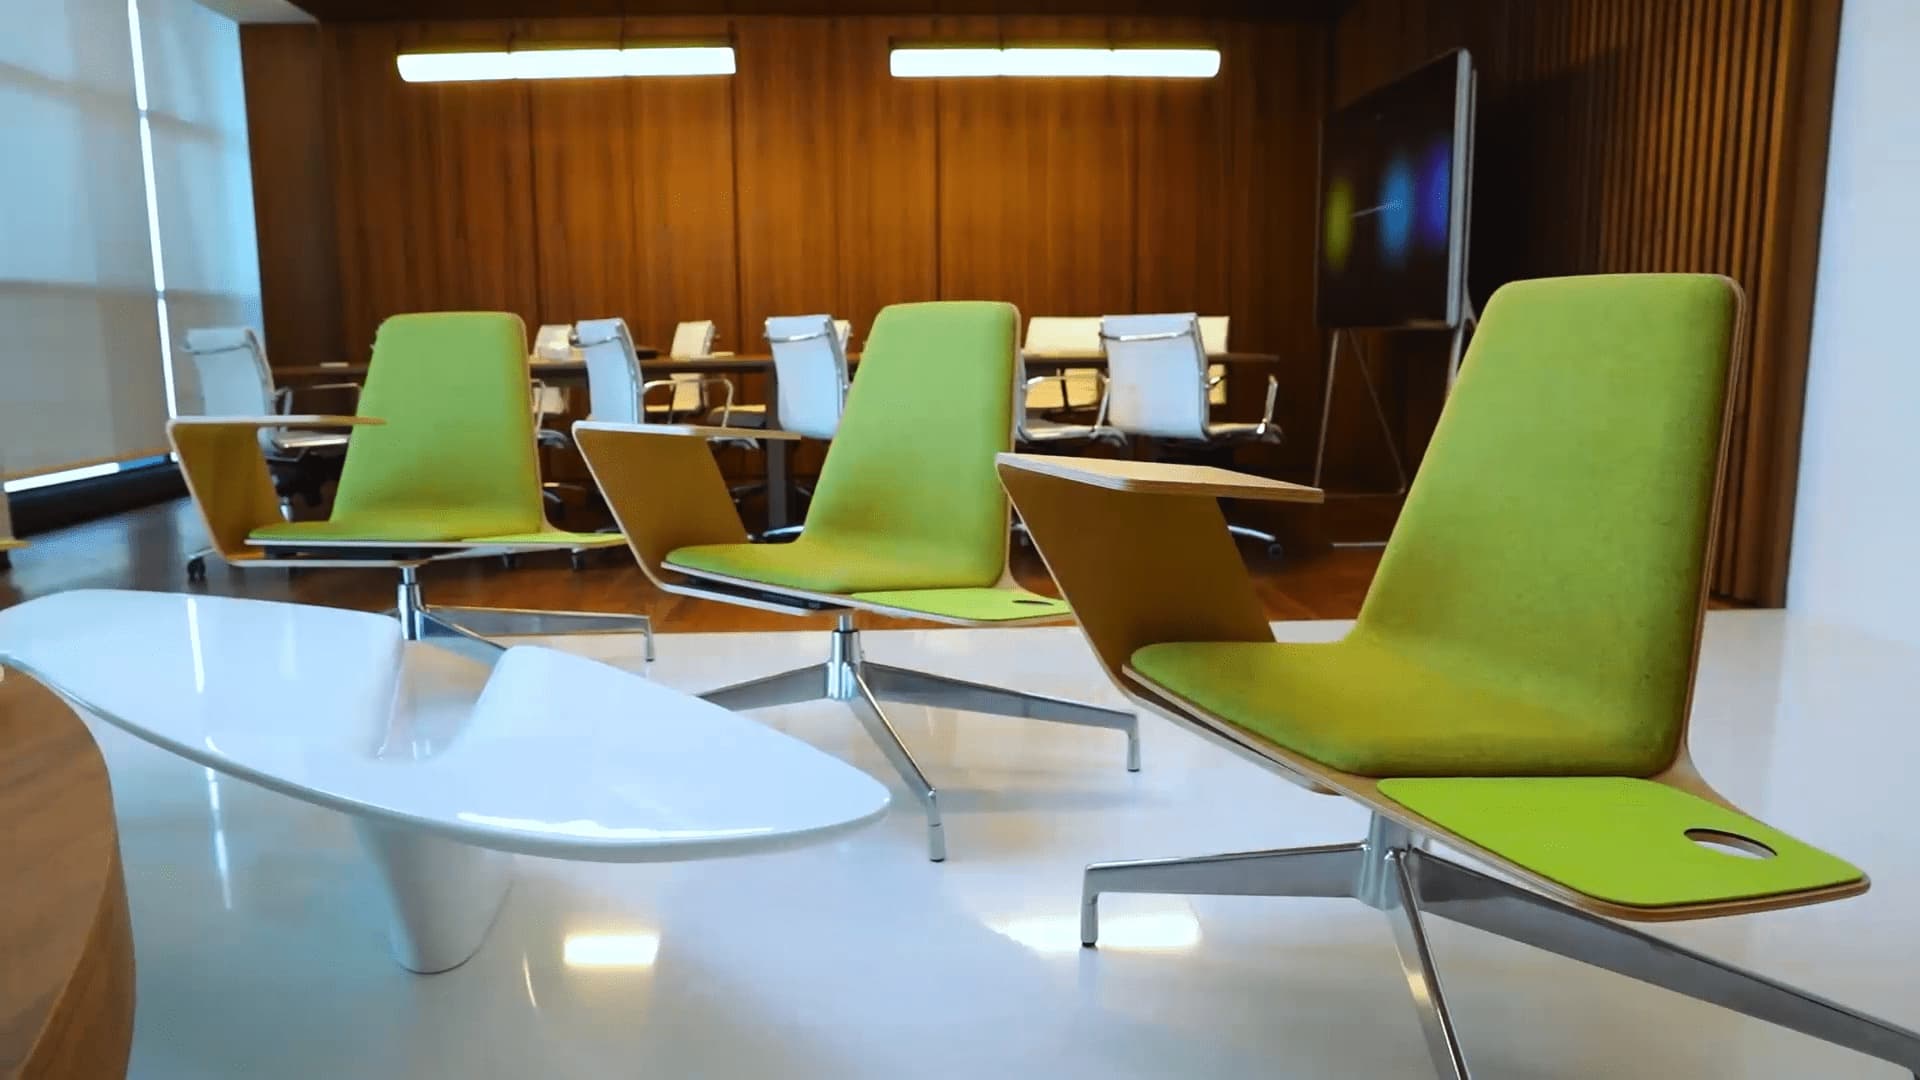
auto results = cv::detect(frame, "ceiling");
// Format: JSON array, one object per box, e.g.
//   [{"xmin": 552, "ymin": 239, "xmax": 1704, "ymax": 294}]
[
  {"xmin": 198, "ymin": 0, "xmax": 313, "ymax": 21},
  {"xmin": 286, "ymin": 1, "xmax": 1337, "ymax": 21}
]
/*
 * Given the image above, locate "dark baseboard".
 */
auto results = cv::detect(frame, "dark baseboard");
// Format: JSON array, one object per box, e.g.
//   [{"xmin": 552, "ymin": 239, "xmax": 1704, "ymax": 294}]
[{"xmin": 10, "ymin": 460, "xmax": 185, "ymax": 536}]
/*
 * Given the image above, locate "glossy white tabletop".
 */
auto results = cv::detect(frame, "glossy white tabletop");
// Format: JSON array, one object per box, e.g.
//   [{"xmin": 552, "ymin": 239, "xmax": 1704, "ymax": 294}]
[{"xmin": 0, "ymin": 590, "xmax": 889, "ymax": 861}]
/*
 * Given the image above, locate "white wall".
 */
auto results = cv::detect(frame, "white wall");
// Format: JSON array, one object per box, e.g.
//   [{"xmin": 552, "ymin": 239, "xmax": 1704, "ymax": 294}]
[{"xmin": 1786, "ymin": 0, "xmax": 1920, "ymax": 644}]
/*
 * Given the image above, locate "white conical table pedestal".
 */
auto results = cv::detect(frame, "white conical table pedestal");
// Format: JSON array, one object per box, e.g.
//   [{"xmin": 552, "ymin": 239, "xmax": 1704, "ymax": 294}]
[{"xmin": 0, "ymin": 590, "xmax": 891, "ymax": 973}]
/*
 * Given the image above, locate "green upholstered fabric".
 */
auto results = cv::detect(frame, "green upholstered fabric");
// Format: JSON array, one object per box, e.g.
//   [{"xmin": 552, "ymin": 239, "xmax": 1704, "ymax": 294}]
[
  {"xmin": 254, "ymin": 312, "xmax": 544, "ymax": 545},
  {"xmin": 669, "ymin": 301, "xmax": 1019, "ymax": 595},
  {"xmin": 1132, "ymin": 275, "xmax": 1738, "ymax": 777},
  {"xmin": 1377, "ymin": 777, "xmax": 1863, "ymax": 908},
  {"xmin": 848, "ymin": 587, "xmax": 1067, "ymax": 622},
  {"xmin": 468, "ymin": 530, "xmax": 627, "ymax": 548}
]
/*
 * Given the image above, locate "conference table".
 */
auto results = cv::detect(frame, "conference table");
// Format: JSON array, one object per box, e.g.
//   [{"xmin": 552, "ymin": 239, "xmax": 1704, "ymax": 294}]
[{"xmin": 274, "ymin": 350, "xmax": 1283, "ymax": 530}]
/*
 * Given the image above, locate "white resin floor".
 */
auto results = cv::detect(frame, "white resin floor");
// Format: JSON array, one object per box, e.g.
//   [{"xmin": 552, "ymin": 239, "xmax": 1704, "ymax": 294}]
[{"xmin": 81, "ymin": 611, "xmax": 1920, "ymax": 1078}]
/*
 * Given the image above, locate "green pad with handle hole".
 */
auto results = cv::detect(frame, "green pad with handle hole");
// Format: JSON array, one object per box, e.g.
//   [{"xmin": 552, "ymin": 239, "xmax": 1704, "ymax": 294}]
[{"xmin": 1377, "ymin": 777, "xmax": 1863, "ymax": 909}]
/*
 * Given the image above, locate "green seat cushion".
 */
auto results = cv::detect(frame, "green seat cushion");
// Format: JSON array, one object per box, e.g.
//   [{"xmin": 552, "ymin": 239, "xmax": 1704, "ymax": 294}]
[
  {"xmin": 469, "ymin": 530, "xmax": 626, "ymax": 547},
  {"xmin": 254, "ymin": 516, "xmax": 627, "ymax": 547},
  {"xmin": 1378, "ymin": 777, "xmax": 1863, "ymax": 908},
  {"xmin": 1131, "ymin": 639, "xmax": 1669, "ymax": 777},
  {"xmin": 848, "ymin": 587, "xmax": 1067, "ymax": 622},
  {"xmin": 667, "ymin": 537, "xmax": 987, "ymax": 595}
]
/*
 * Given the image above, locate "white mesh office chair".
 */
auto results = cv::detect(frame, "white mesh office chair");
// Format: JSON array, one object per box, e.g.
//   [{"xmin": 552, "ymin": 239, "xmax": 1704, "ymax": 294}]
[
  {"xmin": 755, "ymin": 314, "xmax": 852, "ymax": 539},
  {"xmin": 579, "ymin": 315, "xmax": 729, "ymax": 424},
  {"xmin": 529, "ymin": 323, "xmax": 574, "ymax": 446},
  {"xmin": 1101, "ymin": 313, "xmax": 1284, "ymax": 553},
  {"xmin": 654, "ymin": 319, "xmax": 735, "ymax": 424},
  {"xmin": 180, "ymin": 326, "xmax": 357, "ymax": 581},
  {"xmin": 711, "ymin": 318, "xmax": 852, "ymax": 431},
  {"xmin": 576, "ymin": 318, "xmax": 645, "ymax": 424},
  {"xmin": 766, "ymin": 314, "xmax": 849, "ymax": 440},
  {"xmin": 1022, "ymin": 316, "xmax": 1103, "ymax": 414}
]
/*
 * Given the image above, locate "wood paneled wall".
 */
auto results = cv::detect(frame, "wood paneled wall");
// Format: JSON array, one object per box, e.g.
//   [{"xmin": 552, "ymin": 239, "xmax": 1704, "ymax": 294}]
[
  {"xmin": 244, "ymin": 15, "xmax": 1329, "ymax": 470},
  {"xmin": 244, "ymin": 5, "xmax": 1838, "ymax": 601},
  {"xmin": 1330, "ymin": 0, "xmax": 1841, "ymax": 604}
]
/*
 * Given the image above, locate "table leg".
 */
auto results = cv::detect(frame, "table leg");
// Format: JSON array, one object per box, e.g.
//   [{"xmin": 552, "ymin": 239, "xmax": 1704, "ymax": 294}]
[
  {"xmin": 354, "ymin": 820, "xmax": 513, "ymax": 974},
  {"xmin": 766, "ymin": 438, "xmax": 792, "ymax": 530}
]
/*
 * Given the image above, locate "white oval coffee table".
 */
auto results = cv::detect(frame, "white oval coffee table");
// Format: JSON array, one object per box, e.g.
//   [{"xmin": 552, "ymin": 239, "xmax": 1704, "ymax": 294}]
[{"xmin": 0, "ymin": 590, "xmax": 890, "ymax": 973}]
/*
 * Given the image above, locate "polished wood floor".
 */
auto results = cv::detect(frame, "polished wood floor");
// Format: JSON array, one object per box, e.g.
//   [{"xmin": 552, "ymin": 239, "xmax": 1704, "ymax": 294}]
[{"xmin": 0, "ymin": 498, "xmax": 1389, "ymax": 630}]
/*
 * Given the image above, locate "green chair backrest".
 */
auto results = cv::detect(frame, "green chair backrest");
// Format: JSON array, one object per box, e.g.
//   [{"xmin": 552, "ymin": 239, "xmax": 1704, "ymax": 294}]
[
  {"xmin": 800, "ymin": 301, "xmax": 1019, "ymax": 587},
  {"xmin": 1354, "ymin": 274, "xmax": 1740, "ymax": 775},
  {"xmin": 330, "ymin": 312, "xmax": 545, "ymax": 534}
]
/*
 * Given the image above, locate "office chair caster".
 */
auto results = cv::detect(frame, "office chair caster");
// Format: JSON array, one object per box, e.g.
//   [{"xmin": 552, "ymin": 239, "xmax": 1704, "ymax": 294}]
[{"xmin": 186, "ymin": 556, "xmax": 207, "ymax": 583}]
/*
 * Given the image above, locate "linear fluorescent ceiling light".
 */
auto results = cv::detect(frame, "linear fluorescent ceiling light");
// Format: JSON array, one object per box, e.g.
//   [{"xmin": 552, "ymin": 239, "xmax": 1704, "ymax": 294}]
[
  {"xmin": 397, "ymin": 46, "xmax": 735, "ymax": 84},
  {"xmin": 890, "ymin": 47, "xmax": 1219, "ymax": 79}
]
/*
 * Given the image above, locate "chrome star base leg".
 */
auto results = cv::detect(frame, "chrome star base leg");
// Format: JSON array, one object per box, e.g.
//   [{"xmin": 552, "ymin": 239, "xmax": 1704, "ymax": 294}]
[
  {"xmin": 699, "ymin": 614, "xmax": 1139, "ymax": 862},
  {"xmin": 393, "ymin": 566, "xmax": 655, "ymax": 663},
  {"xmin": 1081, "ymin": 814, "xmax": 1920, "ymax": 1079},
  {"xmin": 353, "ymin": 819, "xmax": 513, "ymax": 974}
]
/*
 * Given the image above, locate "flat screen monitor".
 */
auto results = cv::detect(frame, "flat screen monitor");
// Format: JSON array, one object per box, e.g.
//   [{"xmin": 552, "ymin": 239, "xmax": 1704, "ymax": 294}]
[{"xmin": 1315, "ymin": 49, "xmax": 1476, "ymax": 331}]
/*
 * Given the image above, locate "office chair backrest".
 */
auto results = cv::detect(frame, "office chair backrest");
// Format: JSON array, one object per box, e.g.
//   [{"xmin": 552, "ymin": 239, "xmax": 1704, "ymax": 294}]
[
  {"xmin": 532, "ymin": 324, "xmax": 573, "ymax": 363},
  {"xmin": 1101, "ymin": 313, "xmax": 1210, "ymax": 440},
  {"xmin": 330, "ymin": 312, "xmax": 544, "ymax": 536},
  {"xmin": 670, "ymin": 320, "xmax": 716, "ymax": 359},
  {"xmin": 667, "ymin": 320, "xmax": 719, "ymax": 413},
  {"xmin": 1024, "ymin": 316, "xmax": 1100, "ymax": 356},
  {"xmin": 801, "ymin": 301, "xmax": 1018, "ymax": 588},
  {"xmin": 1023, "ymin": 316, "xmax": 1103, "ymax": 411},
  {"xmin": 575, "ymin": 317, "xmax": 642, "ymax": 424},
  {"xmin": 766, "ymin": 314, "xmax": 849, "ymax": 440},
  {"xmin": 1356, "ymin": 275, "xmax": 1742, "ymax": 775},
  {"xmin": 183, "ymin": 326, "xmax": 275, "ymax": 418},
  {"xmin": 1197, "ymin": 315, "xmax": 1230, "ymax": 354}
]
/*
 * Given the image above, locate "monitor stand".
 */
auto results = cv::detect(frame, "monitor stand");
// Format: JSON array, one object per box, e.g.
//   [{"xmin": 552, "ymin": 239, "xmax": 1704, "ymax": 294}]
[{"xmin": 1313, "ymin": 297, "xmax": 1479, "ymax": 549}]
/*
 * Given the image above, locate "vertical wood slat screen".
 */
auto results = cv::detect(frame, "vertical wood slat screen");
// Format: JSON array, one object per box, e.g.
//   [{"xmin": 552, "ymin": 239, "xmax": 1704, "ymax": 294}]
[{"xmin": 1332, "ymin": 0, "xmax": 1841, "ymax": 605}]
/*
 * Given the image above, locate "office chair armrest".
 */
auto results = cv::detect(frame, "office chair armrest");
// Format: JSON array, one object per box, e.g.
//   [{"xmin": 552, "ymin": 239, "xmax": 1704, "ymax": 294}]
[
  {"xmin": 638, "ymin": 379, "xmax": 685, "ymax": 419},
  {"xmin": 995, "ymin": 453, "xmax": 1319, "ymax": 697},
  {"xmin": 165, "ymin": 416, "xmax": 381, "ymax": 564},
  {"xmin": 1254, "ymin": 374, "xmax": 1280, "ymax": 438},
  {"xmin": 572, "ymin": 421, "xmax": 798, "ymax": 588},
  {"xmin": 695, "ymin": 375, "xmax": 737, "ymax": 428}
]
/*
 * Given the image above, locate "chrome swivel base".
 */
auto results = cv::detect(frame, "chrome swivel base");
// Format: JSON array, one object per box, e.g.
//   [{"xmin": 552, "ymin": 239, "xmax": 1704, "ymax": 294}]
[
  {"xmin": 1082, "ymin": 815, "xmax": 1920, "ymax": 1078},
  {"xmin": 393, "ymin": 566, "xmax": 656, "ymax": 664},
  {"xmin": 700, "ymin": 614, "xmax": 1140, "ymax": 862}
]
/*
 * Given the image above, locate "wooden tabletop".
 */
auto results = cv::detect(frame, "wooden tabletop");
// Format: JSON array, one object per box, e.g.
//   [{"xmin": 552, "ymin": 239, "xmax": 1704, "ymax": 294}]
[
  {"xmin": 0, "ymin": 674, "xmax": 136, "ymax": 1079},
  {"xmin": 997, "ymin": 453, "xmax": 1324, "ymax": 502},
  {"xmin": 275, "ymin": 349, "xmax": 1282, "ymax": 386}
]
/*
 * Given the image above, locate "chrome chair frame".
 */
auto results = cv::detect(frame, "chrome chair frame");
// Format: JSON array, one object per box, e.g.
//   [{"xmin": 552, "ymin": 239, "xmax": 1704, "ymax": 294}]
[
  {"xmin": 699, "ymin": 613, "xmax": 1138, "ymax": 863},
  {"xmin": 391, "ymin": 563, "xmax": 655, "ymax": 665},
  {"xmin": 1084, "ymin": 814, "xmax": 1920, "ymax": 1078}
]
